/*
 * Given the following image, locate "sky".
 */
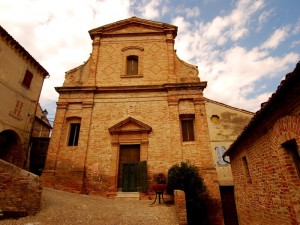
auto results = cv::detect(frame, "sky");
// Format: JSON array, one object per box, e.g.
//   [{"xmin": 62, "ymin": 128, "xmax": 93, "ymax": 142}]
[{"xmin": 1, "ymin": 0, "xmax": 299, "ymax": 123}]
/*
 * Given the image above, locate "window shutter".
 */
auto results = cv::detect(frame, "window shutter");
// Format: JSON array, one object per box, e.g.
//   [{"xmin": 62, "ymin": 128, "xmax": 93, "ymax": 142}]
[
  {"xmin": 127, "ymin": 56, "xmax": 138, "ymax": 75},
  {"xmin": 22, "ymin": 70, "xmax": 33, "ymax": 89},
  {"xmin": 137, "ymin": 160, "xmax": 148, "ymax": 192}
]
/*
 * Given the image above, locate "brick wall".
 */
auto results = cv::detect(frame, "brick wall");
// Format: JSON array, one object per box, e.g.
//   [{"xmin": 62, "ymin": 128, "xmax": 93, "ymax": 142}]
[
  {"xmin": 230, "ymin": 115, "xmax": 300, "ymax": 225},
  {"xmin": 0, "ymin": 159, "xmax": 43, "ymax": 218},
  {"xmin": 174, "ymin": 190, "xmax": 187, "ymax": 225}
]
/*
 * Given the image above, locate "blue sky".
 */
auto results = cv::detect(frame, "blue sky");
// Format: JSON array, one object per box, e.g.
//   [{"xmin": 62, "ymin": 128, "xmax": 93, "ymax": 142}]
[{"xmin": 1, "ymin": 0, "xmax": 299, "ymax": 123}]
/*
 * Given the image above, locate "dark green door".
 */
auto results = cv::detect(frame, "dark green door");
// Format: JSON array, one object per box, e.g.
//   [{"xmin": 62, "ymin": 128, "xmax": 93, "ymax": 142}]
[
  {"xmin": 122, "ymin": 163, "xmax": 137, "ymax": 192},
  {"xmin": 118, "ymin": 145, "xmax": 140, "ymax": 191}
]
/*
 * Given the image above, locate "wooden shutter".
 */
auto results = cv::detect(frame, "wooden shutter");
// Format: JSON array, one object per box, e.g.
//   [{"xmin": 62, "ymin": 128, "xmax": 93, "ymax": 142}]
[
  {"xmin": 137, "ymin": 160, "xmax": 148, "ymax": 192},
  {"xmin": 181, "ymin": 120, "xmax": 195, "ymax": 141},
  {"xmin": 127, "ymin": 56, "xmax": 138, "ymax": 75},
  {"xmin": 22, "ymin": 70, "xmax": 33, "ymax": 89}
]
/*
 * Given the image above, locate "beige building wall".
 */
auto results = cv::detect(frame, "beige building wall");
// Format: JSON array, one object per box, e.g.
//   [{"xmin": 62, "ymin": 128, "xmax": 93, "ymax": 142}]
[
  {"xmin": 205, "ymin": 99, "xmax": 253, "ymax": 186},
  {"xmin": 0, "ymin": 26, "xmax": 48, "ymax": 168}
]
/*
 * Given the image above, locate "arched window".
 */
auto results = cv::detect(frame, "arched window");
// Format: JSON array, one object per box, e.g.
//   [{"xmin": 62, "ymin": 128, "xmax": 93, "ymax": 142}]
[{"xmin": 127, "ymin": 55, "xmax": 138, "ymax": 75}]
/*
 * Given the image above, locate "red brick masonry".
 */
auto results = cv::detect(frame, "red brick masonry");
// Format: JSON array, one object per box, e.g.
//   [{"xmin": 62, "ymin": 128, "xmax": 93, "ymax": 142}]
[
  {"xmin": 0, "ymin": 159, "xmax": 43, "ymax": 218},
  {"xmin": 174, "ymin": 190, "xmax": 187, "ymax": 225}
]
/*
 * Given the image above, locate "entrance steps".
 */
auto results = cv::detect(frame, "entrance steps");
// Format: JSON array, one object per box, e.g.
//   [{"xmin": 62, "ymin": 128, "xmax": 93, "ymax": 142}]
[{"xmin": 115, "ymin": 192, "xmax": 140, "ymax": 200}]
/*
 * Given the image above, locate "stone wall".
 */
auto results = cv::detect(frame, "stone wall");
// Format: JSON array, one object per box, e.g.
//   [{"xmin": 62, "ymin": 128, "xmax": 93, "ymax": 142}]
[
  {"xmin": 174, "ymin": 190, "xmax": 187, "ymax": 225},
  {"xmin": 0, "ymin": 159, "xmax": 43, "ymax": 218}
]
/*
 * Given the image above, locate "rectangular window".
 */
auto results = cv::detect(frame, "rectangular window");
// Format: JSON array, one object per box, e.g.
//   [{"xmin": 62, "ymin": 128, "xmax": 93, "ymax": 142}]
[
  {"xmin": 242, "ymin": 156, "xmax": 252, "ymax": 183},
  {"xmin": 282, "ymin": 139, "xmax": 300, "ymax": 178},
  {"xmin": 68, "ymin": 123, "xmax": 80, "ymax": 146},
  {"xmin": 127, "ymin": 56, "xmax": 138, "ymax": 75},
  {"xmin": 180, "ymin": 114, "xmax": 195, "ymax": 142},
  {"xmin": 13, "ymin": 100, "xmax": 24, "ymax": 117},
  {"xmin": 22, "ymin": 70, "xmax": 33, "ymax": 89}
]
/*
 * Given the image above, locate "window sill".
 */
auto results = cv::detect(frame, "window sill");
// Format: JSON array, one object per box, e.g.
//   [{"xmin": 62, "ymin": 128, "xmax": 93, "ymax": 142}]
[
  {"xmin": 121, "ymin": 74, "xmax": 143, "ymax": 78},
  {"xmin": 182, "ymin": 141, "xmax": 196, "ymax": 144},
  {"xmin": 9, "ymin": 112, "xmax": 23, "ymax": 121}
]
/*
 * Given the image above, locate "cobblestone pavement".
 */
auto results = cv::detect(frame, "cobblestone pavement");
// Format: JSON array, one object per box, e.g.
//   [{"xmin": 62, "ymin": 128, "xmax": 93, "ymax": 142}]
[{"xmin": 0, "ymin": 188, "xmax": 179, "ymax": 225}]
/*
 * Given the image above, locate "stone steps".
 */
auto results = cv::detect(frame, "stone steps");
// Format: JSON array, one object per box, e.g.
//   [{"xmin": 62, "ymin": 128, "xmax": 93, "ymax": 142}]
[{"xmin": 115, "ymin": 192, "xmax": 140, "ymax": 200}]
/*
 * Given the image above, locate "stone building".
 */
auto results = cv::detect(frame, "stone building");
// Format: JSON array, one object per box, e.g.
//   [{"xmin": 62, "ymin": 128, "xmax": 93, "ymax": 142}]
[
  {"xmin": 205, "ymin": 98, "xmax": 253, "ymax": 225},
  {"xmin": 42, "ymin": 17, "xmax": 252, "ymax": 224},
  {"xmin": 224, "ymin": 62, "xmax": 300, "ymax": 225},
  {"xmin": 0, "ymin": 25, "xmax": 49, "ymax": 169},
  {"xmin": 29, "ymin": 104, "xmax": 52, "ymax": 175}
]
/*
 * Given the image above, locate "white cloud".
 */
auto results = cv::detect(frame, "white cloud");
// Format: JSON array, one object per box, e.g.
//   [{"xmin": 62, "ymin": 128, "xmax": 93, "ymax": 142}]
[
  {"xmin": 0, "ymin": 0, "xmax": 132, "ymax": 116},
  {"xmin": 261, "ymin": 26, "xmax": 290, "ymax": 50},
  {"xmin": 0, "ymin": 0, "xmax": 298, "ymax": 115},
  {"xmin": 292, "ymin": 18, "xmax": 300, "ymax": 35},
  {"xmin": 200, "ymin": 0, "xmax": 264, "ymax": 46},
  {"xmin": 138, "ymin": 0, "xmax": 161, "ymax": 19},
  {"xmin": 173, "ymin": 0, "xmax": 298, "ymax": 112},
  {"xmin": 290, "ymin": 40, "xmax": 300, "ymax": 48},
  {"xmin": 257, "ymin": 8, "xmax": 275, "ymax": 31}
]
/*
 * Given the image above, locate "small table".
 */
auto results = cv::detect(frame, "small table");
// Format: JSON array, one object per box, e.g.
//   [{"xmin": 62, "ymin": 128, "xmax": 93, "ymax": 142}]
[
  {"xmin": 150, "ymin": 191, "xmax": 166, "ymax": 205},
  {"xmin": 150, "ymin": 184, "xmax": 167, "ymax": 205}
]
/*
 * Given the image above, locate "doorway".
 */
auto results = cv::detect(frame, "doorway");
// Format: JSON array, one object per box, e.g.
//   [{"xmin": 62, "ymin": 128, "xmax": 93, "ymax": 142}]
[
  {"xmin": 220, "ymin": 186, "xmax": 239, "ymax": 225},
  {"xmin": 118, "ymin": 145, "xmax": 140, "ymax": 192}
]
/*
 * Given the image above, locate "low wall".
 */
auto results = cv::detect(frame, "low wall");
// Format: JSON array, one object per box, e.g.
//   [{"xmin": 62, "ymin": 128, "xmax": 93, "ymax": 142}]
[
  {"xmin": 174, "ymin": 190, "xmax": 187, "ymax": 225},
  {"xmin": 0, "ymin": 159, "xmax": 43, "ymax": 218}
]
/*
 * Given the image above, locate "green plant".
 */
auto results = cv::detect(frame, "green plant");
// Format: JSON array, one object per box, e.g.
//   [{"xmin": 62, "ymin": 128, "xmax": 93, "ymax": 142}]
[
  {"xmin": 167, "ymin": 161, "xmax": 208, "ymax": 224},
  {"xmin": 167, "ymin": 161, "xmax": 206, "ymax": 200},
  {"xmin": 152, "ymin": 172, "xmax": 167, "ymax": 184}
]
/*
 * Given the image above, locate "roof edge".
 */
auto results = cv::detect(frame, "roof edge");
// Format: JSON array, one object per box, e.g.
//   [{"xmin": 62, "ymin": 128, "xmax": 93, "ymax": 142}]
[
  {"xmin": 0, "ymin": 25, "xmax": 49, "ymax": 78},
  {"xmin": 224, "ymin": 61, "xmax": 300, "ymax": 157}
]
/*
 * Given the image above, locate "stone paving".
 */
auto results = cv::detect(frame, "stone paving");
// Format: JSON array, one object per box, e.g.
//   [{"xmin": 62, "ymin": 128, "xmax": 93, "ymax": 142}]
[{"xmin": 0, "ymin": 188, "xmax": 179, "ymax": 225}]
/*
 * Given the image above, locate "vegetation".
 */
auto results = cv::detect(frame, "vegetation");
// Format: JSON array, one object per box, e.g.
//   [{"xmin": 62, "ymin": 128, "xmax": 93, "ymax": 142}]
[
  {"xmin": 167, "ymin": 161, "xmax": 210, "ymax": 225},
  {"xmin": 152, "ymin": 172, "xmax": 167, "ymax": 184}
]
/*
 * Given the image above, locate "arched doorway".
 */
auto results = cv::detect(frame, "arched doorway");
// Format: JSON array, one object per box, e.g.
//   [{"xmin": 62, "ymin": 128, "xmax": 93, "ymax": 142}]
[{"xmin": 0, "ymin": 130, "xmax": 22, "ymax": 167}]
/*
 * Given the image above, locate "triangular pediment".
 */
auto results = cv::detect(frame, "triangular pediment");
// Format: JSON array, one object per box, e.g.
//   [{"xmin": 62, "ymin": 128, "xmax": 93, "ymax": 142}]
[
  {"xmin": 108, "ymin": 117, "xmax": 152, "ymax": 134},
  {"xmin": 89, "ymin": 17, "xmax": 177, "ymax": 39}
]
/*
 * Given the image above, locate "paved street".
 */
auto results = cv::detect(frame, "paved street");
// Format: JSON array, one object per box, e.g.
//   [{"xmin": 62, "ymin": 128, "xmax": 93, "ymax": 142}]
[{"xmin": 0, "ymin": 188, "xmax": 179, "ymax": 225}]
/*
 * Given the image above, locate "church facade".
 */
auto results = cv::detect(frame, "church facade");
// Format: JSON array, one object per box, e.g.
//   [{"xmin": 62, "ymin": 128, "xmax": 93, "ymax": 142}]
[{"xmin": 42, "ymin": 17, "xmax": 253, "ymax": 224}]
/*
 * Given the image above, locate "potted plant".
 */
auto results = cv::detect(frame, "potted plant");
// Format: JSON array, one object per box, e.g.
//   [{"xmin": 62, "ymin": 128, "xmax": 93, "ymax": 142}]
[{"xmin": 151, "ymin": 172, "xmax": 167, "ymax": 193}]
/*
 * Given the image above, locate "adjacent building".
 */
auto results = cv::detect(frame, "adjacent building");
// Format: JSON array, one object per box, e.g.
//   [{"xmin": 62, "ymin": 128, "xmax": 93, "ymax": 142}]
[
  {"xmin": 205, "ymin": 98, "xmax": 253, "ymax": 225},
  {"xmin": 224, "ymin": 62, "xmax": 300, "ymax": 225},
  {"xmin": 0, "ymin": 25, "xmax": 49, "ymax": 169},
  {"xmin": 29, "ymin": 104, "xmax": 52, "ymax": 175}
]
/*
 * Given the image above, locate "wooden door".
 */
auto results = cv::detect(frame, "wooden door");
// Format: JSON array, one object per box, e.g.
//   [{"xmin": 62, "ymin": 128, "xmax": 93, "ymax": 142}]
[
  {"xmin": 118, "ymin": 145, "xmax": 140, "ymax": 191},
  {"xmin": 220, "ymin": 186, "xmax": 239, "ymax": 225}
]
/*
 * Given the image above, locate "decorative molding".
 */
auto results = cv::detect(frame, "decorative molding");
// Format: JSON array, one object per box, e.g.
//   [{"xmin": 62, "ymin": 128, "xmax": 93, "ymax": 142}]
[{"xmin": 121, "ymin": 46, "xmax": 144, "ymax": 52}]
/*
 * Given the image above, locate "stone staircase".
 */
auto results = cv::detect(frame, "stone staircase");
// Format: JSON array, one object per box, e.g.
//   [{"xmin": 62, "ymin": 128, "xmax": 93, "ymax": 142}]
[{"xmin": 115, "ymin": 192, "xmax": 140, "ymax": 200}]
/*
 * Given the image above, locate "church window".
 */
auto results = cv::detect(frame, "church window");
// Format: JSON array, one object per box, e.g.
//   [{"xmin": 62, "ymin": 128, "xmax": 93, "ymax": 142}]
[
  {"xmin": 68, "ymin": 123, "xmax": 80, "ymax": 146},
  {"xmin": 127, "ymin": 55, "xmax": 138, "ymax": 75},
  {"xmin": 180, "ymin": 114, "xmax": 195, "ymax": 142},
  {"xmin": 22, "ymin": 70, "xmax": 33, "ymax": 89}
]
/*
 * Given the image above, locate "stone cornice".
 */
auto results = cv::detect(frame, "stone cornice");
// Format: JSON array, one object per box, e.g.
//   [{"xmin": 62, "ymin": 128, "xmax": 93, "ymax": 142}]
[
  {"xmin": 89, "ymin": 17, "xmax": 177, "ymax": 40},
  {"xmin": 55, "ymin": 82, "xmax": 207, "ymax": 94}
]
